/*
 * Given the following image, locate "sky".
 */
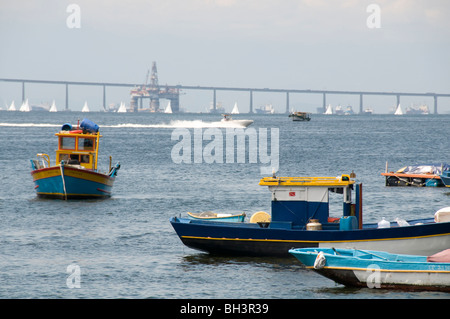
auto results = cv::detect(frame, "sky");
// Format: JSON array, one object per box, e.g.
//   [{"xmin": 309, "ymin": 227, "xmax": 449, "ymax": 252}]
[{"xmin": 1, "ymin": 0, "xmax": 450, "ymax": 113}]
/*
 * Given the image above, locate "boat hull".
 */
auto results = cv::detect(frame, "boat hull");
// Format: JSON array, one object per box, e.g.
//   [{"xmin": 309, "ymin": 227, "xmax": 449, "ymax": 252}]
[
  {"xmin": 219, "ymin": 119, "xmax": 254, "ymax": 127},
  {"xmin": 291, "ymin": 117, "xmax": 310, "ymax": 121},
  {"xmin": 440, "ymin": 171, "xmax": 450, "ymax": 187},
  {"xmin": 31, "ymin": 165, "xmax": 117, "ymax": 199},
  {"xmin": 289, "ymin": 248, "xmax": 450, "ymax": 292},
  {"xmin": 170, "ymin": 217, "xmax": 450, "ymax": 257}
]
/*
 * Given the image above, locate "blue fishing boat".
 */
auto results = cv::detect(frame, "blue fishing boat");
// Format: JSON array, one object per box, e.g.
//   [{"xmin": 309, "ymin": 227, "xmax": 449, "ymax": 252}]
[
  {"xmin": 30, "ymin": 119, "xmax": 120, "ymax": 199},
  {"xmin": 170, "ymin": 174, "xmax": 450, "ymax": 257},
  {"xmin": 289, "ymin": 247, "xmax": 450, "ymax": 292},
  {"xmin": 187, "ymin": 212, "xmax": 246, "ymax": 222}
]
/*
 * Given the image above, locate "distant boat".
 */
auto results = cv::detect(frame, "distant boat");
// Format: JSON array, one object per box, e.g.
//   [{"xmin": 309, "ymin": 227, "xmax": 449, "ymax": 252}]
[
  {"xmin": 335, "ymin": 105, "xmax": 344, "ymax": 115},
  {"xmin": 324, "ymin": 104, "xmax": 333, "ymax": 115},
  {"xmin": 255, "ymin": 104, "xmax": 274, "ymax": 114},
  {"xmin": 231, "ymin": 102, "xmax": 239, "ymax": 114},
  {"xmin": 289, "ymin": 111, "xmax": 311, "ymax": 121},
  {"xmin": 81, "ymin": 101, "xmax": 90, "ymax": 112},
  {"xmin": 344, "ymin": 105, "xmax": 354, "ymax": 115},
  {"xmin": 117, "ymin": 102, "xmax": 127, "ymax": 113},
  {"xmin": 164, "ymin": 101, "xmax": 172, "ymax": 114},
  {"xmin": 364, "ymin": 108, "xmax": 373, "ymax": 115},
  {"xmin": 49, "ymin": 100, "xmax": 57, "ymax": 112},
  {"xmin": 19, "ymin": 99, "xmax": 31, "ymax": 112},
  {"xmin": 406, "ymin": 104, "xmax": 429, "ymax": 115},
  {"xmin": 394, "ymin": 104, "xmax": 403, "ymax": 115},
  {"xmin": 8, "ymin": 101, "xmax": 16, "ymax": 111}
]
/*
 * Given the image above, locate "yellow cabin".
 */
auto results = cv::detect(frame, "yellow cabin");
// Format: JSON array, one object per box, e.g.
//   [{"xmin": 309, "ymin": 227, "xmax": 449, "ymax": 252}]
[{"xmin": 55, "ymin": 130, "xmax": 101, "ymax": 171}]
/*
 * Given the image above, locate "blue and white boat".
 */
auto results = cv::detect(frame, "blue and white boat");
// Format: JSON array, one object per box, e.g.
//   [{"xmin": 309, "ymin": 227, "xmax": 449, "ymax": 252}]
[
  {"xmin": 289, "ymin": 247, "xmax": 450, "ymax": 292},
  {"xmin": 170, "ymin": 174, "xmax": 450, "ymax": 257}
]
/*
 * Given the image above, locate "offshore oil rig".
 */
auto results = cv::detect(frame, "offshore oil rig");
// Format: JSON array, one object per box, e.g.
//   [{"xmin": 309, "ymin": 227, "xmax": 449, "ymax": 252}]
[{"xmin": 129, "ymin": 62, "xmax": 180, "ymax": 112}]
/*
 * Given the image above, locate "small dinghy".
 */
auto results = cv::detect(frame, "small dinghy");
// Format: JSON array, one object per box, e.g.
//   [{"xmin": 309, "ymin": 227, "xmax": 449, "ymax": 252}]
[{"xmin": 187, "ymin": 211, "xmax": 246, "ymax": 222}]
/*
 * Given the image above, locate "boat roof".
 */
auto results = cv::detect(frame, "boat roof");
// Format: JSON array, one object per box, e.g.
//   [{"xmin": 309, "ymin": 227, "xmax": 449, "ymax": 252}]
[
  {"xmin": 55, "ymin": 130, "xmax": 101, "ymax": 137},
  {"xmin": 259, "ymin": 174, "xmax": 355, "ymax": 187}
]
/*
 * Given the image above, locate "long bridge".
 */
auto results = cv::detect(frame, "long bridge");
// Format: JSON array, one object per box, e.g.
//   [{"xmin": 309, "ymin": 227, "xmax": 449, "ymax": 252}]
[{"xmin": 1, "ymin": 77, "xmax": 450, "ymax": 114}]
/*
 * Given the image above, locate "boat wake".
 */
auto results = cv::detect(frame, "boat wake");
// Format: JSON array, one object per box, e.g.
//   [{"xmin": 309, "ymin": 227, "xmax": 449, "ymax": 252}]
[
  {"xmin": 0, "ymin": 123, "xmax": 60, "ymax": 127},
  {"xmin": 1, "ymin": 120, "xmax": 250, "ymax": 129},
  {"xmin": 109, "ymin": 120, "xmax": 250, "ymax": 129}
]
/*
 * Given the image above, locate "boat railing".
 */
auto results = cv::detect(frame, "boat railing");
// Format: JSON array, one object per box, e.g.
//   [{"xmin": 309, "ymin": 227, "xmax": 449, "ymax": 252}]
[
  {"xmin": 36, "ymin": 153, "xmax": 50, "ymax": 168},
  {"xmin": 259, "ymin": 174, "xmax": 355, "ymax": 187}
]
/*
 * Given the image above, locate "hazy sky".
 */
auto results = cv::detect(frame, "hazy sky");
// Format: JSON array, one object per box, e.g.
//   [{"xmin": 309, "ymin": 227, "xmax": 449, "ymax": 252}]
[{"xmin": 1, "ymin": 0, "xmax": 449, "ymax": 112}]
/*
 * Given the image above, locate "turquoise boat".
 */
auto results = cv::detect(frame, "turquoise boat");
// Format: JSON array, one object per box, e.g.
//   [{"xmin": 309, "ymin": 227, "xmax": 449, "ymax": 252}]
[
  {"xmin": 289, "ymin": 247, "xmax": 450, "ymax": 292},
  {"xmin": 187, "ymin": 211, "xmax": 246, "ymax": 222}
]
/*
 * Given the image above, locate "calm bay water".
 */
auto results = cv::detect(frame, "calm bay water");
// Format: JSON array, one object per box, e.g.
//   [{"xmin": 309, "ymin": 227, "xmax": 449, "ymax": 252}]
[{"xmin": 0, "ymin": 111, "xmax": 449, "ymax": 299}]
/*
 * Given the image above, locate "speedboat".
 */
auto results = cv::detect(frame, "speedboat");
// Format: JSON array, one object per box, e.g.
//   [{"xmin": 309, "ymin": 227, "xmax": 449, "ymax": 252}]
[{"xmin": 220, "ymin": 114, "xmax": 253, "ymax": 127}]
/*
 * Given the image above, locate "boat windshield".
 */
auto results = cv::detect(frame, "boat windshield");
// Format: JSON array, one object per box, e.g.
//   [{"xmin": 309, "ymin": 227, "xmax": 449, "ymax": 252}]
[
  {"xmin": 60, "ymin": 137, "xmax": 75, "ymax": 150},
  {"xmin": 78, "ymin": 137, "xmax": 95, "ymax": 150}
]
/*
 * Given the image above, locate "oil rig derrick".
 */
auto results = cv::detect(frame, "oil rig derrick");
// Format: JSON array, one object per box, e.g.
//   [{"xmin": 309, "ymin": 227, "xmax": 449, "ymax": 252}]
[{"xmin": 130, "ymin": 61, "xmax": 180, "ymax": 112}]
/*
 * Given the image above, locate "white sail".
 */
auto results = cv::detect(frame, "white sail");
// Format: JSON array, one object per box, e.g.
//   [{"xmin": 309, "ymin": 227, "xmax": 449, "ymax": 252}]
[
  {"xmin": 164, "ymin": 101, "xmax": 172, "ymax": 113},
  {"xmin": 394, "ymin": 103, "xmax": 403, "ymax": 115},
  {"xmin": 117, "ymin": 102, "xmax": 127, "ymax": 113},
  {"xmin": 81, "ymin": 101, "xmax": 90, "ymax": 112},
  {"xmin": 8, "ymin": 100, "xmax": 16, "ymax": 111},
  {"xmin": 324, "ymin": 104, "xmax": 333, "ymax": 115},
  {"xmin": 49, "ymin": 100, "xmax": 57, "ymax": 112},
  {"xmin": 231, "ymin": 102, "xmax": 239, "ymax": 114},
  {"xmin": 19, "ymin": 99, "xmax": 31, "ymax": 112}
]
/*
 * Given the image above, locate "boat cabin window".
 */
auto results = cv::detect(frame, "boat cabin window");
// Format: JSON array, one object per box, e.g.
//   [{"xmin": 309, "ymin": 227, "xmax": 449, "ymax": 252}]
[
  {"xmin": 59, "ymin": 154, "xmax": 69, "ymax": 162},
  {"xmin": 80, "ymin": 155, "xmax": 90, "ymax": 164},
  {"xmin": 78, "ymin": 137, "xmax": 95, "ymax": 151},
  {"xmin": 60, "ymin": 137, "xmax": 75, "ymax": 150},
  {"xmin": 68, "ymin": 154, "xmax": 80, "ymax": 164}
]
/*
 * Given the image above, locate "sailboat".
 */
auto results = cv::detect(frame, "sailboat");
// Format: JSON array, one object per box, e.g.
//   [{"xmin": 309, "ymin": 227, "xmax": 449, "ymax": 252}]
[
  {"xmin": 231, "ymin": 102, "xmax": 239, "ymax": 114},
  {"xmin": 394, "ymin": 104, "xmax": 403, "ymax": 115},
  {"xmin": 8, "ymin": 101, "xmax": 16, "ymax": 111},
  {"xmin": 117, "ymin": 102, "xmax": 127, "ymax": 113},
  {"xmin": 19, "ymin": 99, "xmax": 31, "ymax": 112},
  {"xmin": 81, "ymin": 101, "xmax": 90, "ymax": 112},
  {"xmin": 324, "ymin": 104, "xmax": 333, "ymax": 115},
  {"xmin": 164, "ymin": 101, "xmax": 172, "ymax": 114},
  {"xmin": 49, "ymin": 100, "xmax": 57, "ymax": 112}
]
